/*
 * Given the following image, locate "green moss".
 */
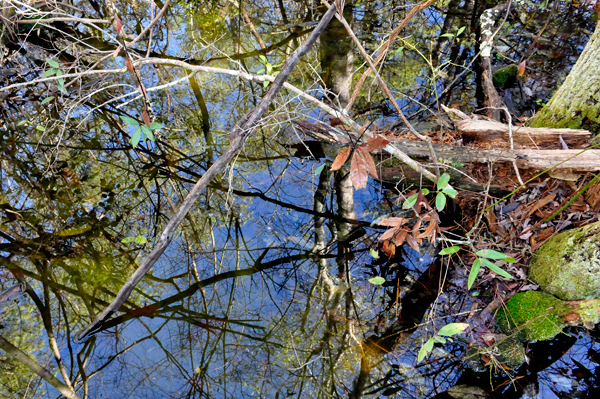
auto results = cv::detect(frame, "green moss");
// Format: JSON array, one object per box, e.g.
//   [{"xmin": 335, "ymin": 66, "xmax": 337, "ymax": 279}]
[
  {"xmin": 529, "ymin": 221, "xmax": 600, "ymax": 300},
  {"xmin": 492, "ymin": 64, "xmax": 519, "ymax": 88},
  {"xmin": 496, "ymin": 291, "xmax": 567, "ymax": 341}
]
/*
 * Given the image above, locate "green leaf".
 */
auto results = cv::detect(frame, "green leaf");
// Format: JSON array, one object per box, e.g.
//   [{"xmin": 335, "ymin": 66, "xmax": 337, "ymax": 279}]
[
  {"xmin": 369, "ymin": 248, "xmax": 380, "ymax": 259},
  {"xmin": 435, "ymin": 192, "xmax": 446, "ymax": 211},
  {"xmin": 41, "ymin": 96, "xmax": 54, "ymax": 105},
  {"xmin": 121, "ymin": 236, "xmax": 135, "ymax": 243},
  {"xmin": 57, "ymin": 78, "xmax": 67, "ymax": 95},
  {"xmin": 263, "ymin": 80, "xmax": 270, "ymax": 88},
  {"xmin": 440, "ymin": 33, "xmax": 454, "ymax": 38},
  {"xmin": 437, "ymin": 322, "xmax": 469, "ymax": 336},
  {"xmin": 468, "ymin": 258, "xmax": 481, "ymax": 289},
  {"xmin": 266, "ymin": 64, "xmax": 273, "ymax": 74},
  {"xmin": 36, "ymin": 125, "xmax": 45, "ymax": 131},
  {"xmin": 314, "ymin": 164, "xmax": 325, "ymax": 176},
  {"xmin": 421, "ymin": 188, "xmax": 430, "ymax": 195},
  {"xmin": 120, "ymin": 115, "xmax": 140, "ymax": 126},
  {"xmin": 144, "ymin": 128, "xmax": 156, "ymax": 141},
  {"xmin": 17, "ymin": 120, "xmax": 29, "ymax": 126},
  {"xmin": 475, "ymin": 249, "xmax": 515, "ymax": 263},
  {"xmin": 141, "ymin": 124, "xmax": 152, "ymax": 137},
  {"xmin": 130, "ymin": 126, "xmax": 142, "ymax": 148},
  {"xmin": 368, "ymin": 276, "xmax": 385, "ymax": 285},
  {"xmin": 479, "ymin": 258, "xmax": 513, "ymax": 279},
  {"xmin": 432, "ymin": 335, "xmax": 446, "ymax": 344},
  {"xmin": 134, "ymin": 235, "xmax": 148, "ymax": 244},
  {"xmin": 256, "ymin": 68, "xmax": 265, "ymax": 74},
  {"xmin": 42, "ymin": 69, "xmax": 56, "ymax": 77},
  {"xmin": 394, "ymin": 46, "xmax": 404, "ymax": 54},
  {"xmin": 149, "ymin": 122, "xmax": 164, "ymax": 130},
  {"xmin": 259, "ymin": 54, "xmax": 267, "ymax": 63},
  {"xmin": 439, "ymin": 246, "xmax": 460, "ymax": 255},
  {"xmin": 402, "ymin": 193, "xmax": 418, "ymax": 209},
  {"xmin": 46, "ymin": 58, "xmax": 60, "ymax": 68},
  {"xmin": 437, "ymin": 173, "xmax": 451, "ymax": 191},
  {"xmin": 442, "ymin": 188, "xmax": 457, "ymax": 199},
  {"xmin": 417, "ymin": 338, "xmax": 434, "ymax": 362},
  {"xmin": 456, "ymin": 26, "xmax": 466, "ymax": 36}
]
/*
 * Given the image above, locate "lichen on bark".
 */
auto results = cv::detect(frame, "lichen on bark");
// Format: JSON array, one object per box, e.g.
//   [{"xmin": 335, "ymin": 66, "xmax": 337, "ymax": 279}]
[
  {"xmin": 528, "ymin": 20, "xmax": 600, "ymax": 133},
  {"xmin": 529, "ymin": 221, "xmax": 600, "ymax": 300}
]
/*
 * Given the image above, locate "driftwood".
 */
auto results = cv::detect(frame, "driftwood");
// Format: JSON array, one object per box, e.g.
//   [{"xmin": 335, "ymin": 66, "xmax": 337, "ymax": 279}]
[{"xmin": 456, "ymin": 119, "xmax": 591, "ymax": 149}]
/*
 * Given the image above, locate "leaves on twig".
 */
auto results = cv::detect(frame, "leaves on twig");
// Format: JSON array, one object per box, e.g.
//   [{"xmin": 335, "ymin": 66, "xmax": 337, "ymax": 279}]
[
  {"xmin": 125, "ymin": 55, "xmax": 134, "ymax": 73},
  {"xmin": 142, "ymin": 110, "xmax": 151, "ymax": 127},
  {"xmin": 329, "ymin": 134, "xmax": 390, "ymax": 189},
  {"xmin": 115, "ymin": 15, "xmax": 124, "ymax": 35}
]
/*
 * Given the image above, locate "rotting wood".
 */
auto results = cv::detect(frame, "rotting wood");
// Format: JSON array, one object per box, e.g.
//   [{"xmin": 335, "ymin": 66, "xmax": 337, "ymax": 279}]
[
  {"xmin": 457, "ymin": 119, "xmax": 591, "ymax": 149},
  {"xmin": 295, "ymin": 120, "xmax": 600, "ymax": 173}
]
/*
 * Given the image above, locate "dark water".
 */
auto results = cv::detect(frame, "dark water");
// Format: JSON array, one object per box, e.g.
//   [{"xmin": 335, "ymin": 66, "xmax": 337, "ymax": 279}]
[{"xmin": 1, "ymin": 1, "xmax": 599, "ymax": 398}]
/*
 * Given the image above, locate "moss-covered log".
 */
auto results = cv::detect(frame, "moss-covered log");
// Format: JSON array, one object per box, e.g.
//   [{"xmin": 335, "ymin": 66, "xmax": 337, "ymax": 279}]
[{"xmin": 528, "ymin": 21, "xmax": 600, "ymax": 133}]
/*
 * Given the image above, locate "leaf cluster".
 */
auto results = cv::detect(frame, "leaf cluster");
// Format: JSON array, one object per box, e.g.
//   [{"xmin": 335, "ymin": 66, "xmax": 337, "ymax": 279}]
[
  {"xmin": 418, "ymin": 322, "xmax": 469, "ymax": 362},
  {"xmin": 120, "ymin": 115, "xmax": 164, "ymax": 148},
  {"xmin": 439, "ymin": 246, "xmax": 514, "ymax": 289},
  {"xmin": 330, "ymin": 132, "xmax": 390, "ymax": 189},
  {"xmin": 42, "ymin": 58, "xmax": 67, "ymax": 97}
]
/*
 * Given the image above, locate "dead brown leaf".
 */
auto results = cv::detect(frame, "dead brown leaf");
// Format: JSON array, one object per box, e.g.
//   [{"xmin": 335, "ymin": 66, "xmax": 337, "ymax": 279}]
[
  {"xmin": 379, "ymin": 217, "xmax": 408, "ymax": 227},
  {"xmin": 330, "ymin": 147, "xmax": 351, "ymax": 171},
  {"xmin": 405, "ymin": 234, "xmax": 420, "ymax": 253},
  {"xmin": 350, "ymin": 148, "xmax": 369, "ymax": 189},
  {"xmin": 365, "ymin": 134, "xmax": 390, "ymax": 151},
  {"xmin": 356, "ymin": 146, "xmax": 378, "ymax": 178},
  {"xmin": 125, "ymin": 55, "xmax": 134, "ymax": 73}
]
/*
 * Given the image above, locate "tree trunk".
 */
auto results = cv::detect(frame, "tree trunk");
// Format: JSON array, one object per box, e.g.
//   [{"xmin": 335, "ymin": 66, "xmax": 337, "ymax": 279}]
[{"xmin": 528, "ymin": 20, "xmax": 600, "ymax": 133}]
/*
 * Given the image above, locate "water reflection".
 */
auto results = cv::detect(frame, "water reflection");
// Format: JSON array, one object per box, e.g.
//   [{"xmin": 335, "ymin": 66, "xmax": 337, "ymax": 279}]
[{"xmin": 0, "ymin": 0, "xmax": 599, "ymax": 398}]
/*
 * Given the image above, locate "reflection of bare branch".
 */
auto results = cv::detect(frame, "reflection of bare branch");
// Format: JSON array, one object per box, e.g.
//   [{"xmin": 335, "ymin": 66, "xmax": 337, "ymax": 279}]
[
  {"xmin": 75, "ymin": 2, "xmax": 340, "ymax": 343},
  {"xmin": 0, "ymin": 334, "xmax": 82, "ymax": 399}
]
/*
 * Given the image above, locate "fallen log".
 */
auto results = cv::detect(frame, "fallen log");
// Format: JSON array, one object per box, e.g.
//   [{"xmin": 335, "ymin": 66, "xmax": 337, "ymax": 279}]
[
  {"xmin": 294, "ymin": 120, "xmax": 600, "ymax": 190},
  {"xmin": 456, "ymin": 119, "xmax": 591, "ymax": 149}
]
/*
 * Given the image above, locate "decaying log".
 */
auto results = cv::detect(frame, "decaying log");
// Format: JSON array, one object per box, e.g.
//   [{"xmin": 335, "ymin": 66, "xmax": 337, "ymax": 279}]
[
  {"xmin": 294, "ymin": 120, "xmax": 599, "ymax": 173},
  {"xmin": 457, "ymin": 119, "xmax": 591, "ymax": 149}
]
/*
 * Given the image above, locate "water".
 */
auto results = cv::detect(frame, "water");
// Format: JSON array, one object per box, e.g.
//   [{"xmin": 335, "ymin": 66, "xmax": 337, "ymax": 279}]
[{"xmin": 0, "ymin": 0, "xmax": 599, "ymax": 398}]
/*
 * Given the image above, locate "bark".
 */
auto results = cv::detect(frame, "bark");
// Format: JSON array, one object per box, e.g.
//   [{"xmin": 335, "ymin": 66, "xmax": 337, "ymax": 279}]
[
  {"xmin": 528, "ymin": 20, "xmax": 600, "ymax": 133},
  {"xmin": 320, "ymin": 4, "xmax": 354, "ymax": 107},
  {"xmin": 456, "ymin": 119, "xmax": 591, "ymax": 149},
  {"xmin": 479, "ymin": 2, "xmax": 510, "ymax": 121}
]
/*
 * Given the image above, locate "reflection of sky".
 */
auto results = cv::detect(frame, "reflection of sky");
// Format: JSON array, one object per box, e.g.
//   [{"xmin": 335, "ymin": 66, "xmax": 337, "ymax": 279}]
[{"xmin": 6, "ymin": 2, "xmax": 600, "ymax": 398}]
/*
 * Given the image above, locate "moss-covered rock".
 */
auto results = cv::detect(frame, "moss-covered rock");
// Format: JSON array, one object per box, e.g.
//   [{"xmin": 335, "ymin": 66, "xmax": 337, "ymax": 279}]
[
  {"xmin": 529, "ymin": 221, "xmax": 600, "ymax": 300},
  {"xmin": 496, "ymin": 291, "xmax": 600, "ymax": 342},
  {"xmin": 496, "ymin": 291, "xmax": 568, "ymax": 341},
  {"xmin": 492, "ymin": 64, "xmax": 519, "ymax": 89}
]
